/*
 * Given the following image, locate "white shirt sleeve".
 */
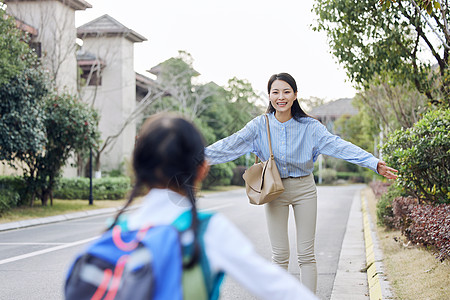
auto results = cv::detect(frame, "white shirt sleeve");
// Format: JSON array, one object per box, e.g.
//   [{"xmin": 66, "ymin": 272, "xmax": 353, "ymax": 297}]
[{"xmin": 204, "ymin": 214, "xmax": 318, "ymax": 300}]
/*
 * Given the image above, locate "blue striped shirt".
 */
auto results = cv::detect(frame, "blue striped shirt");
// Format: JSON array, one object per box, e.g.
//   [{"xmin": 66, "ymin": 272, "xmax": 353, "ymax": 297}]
[{"xmin": 205, "ymin": 112, "xmax": 379, "ymax": 178}]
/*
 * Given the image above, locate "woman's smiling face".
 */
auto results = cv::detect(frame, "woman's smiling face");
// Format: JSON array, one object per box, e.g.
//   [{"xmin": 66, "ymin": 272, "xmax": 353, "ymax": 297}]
[{"xmin": 269, "ymin": 79, "xmax": 297, "ymax": 114}]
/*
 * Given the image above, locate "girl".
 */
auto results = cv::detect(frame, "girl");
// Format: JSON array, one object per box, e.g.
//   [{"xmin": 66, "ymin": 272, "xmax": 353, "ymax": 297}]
[
  {"xmin": 205, "ymin": 73, "xmax": 398, "ymax": 293},
  {"xmin": 113, "ymin": 113, "xmax": 317, "ymax": 299}
]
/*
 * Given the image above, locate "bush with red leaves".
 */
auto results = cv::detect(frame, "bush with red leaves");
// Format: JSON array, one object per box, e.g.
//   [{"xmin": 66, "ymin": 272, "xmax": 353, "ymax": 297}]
[
  {"xmin": 403, "ymin": 203, "xmax": 450, "ymax": 262},
  {"xmin": 371, "ymin": 181, "xmax": 449, "ymax": 261},
  {"xmin": 391, "ymin": 196, "xmax": 418, "ymax": 230}
]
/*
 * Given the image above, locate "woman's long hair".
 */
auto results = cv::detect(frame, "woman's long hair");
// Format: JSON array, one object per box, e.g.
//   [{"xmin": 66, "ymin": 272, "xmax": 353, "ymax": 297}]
[
  {"xmin": 109, "ymin": 113, "xmax": 206, "ymax": 268},
  {"xmin": 266, "ymin": 73, "xmax": 310, "ymax": 122}
]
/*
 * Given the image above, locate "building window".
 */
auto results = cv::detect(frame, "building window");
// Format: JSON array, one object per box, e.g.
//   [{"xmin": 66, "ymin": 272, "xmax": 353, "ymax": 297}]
[
  {"xmin": 29, "ymin": 42, "xmax": 41, "ymax": 58},
  {"xmin": 80, "ymin": 66, "xmax": 102, "ymax": 86}
]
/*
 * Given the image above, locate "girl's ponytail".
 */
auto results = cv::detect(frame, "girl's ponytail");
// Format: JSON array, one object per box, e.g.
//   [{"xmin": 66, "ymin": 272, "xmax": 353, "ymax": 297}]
[{"xmin": 109, "ymin": 113, "xmax": 206, "ymax": 268}]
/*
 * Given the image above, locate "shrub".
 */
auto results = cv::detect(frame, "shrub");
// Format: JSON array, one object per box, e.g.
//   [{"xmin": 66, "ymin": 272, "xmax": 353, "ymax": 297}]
[
  {"xmin": 0, "ymin": 176, "xmax": 29, "ymax": 206},
  {"xmin": 390, "ymin": 196, "xmax": 418, "ymax": 230},
  {"xmin": 382, "ymin": 109, "xmax": 450, "ymax": 204},
  {"xmin": 404, "ymin": 204, "xmax": 450, "ymax": 262},
  {"xmin": 0, "ymin": 190, "xmax": 20, "ymax": 215},
  {"xmin": 374, "ymin": 183, "xmax": 407, "ymax": 228},
  {"xmin": 371, "ymin": 181, "xmax": 449, "ymax": 262},
  {"xmin": 203, "ymin": 162, "xmax": 235, "ymax": 189},
  {"xmin": 336, "ymin": 171, "xmax": 365, "ymax": 183},
  {"xmin": 53, "ymin": 177, "xmax": 131, "ymax": 200},
  {"xmin": 320, "ymin": 168, "xmax": 337, "ymax": 184}
]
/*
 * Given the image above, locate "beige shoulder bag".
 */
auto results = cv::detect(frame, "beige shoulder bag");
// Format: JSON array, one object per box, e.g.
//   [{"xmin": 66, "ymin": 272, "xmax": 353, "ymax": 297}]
[{"xmin": 242, "ymin": 114, "xmax": 285, "ymax": 205}]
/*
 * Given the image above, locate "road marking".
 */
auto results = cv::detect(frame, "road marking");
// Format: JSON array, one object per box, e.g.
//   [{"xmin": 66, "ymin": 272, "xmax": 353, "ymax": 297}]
[
  {"xmin": 0, "ymin": 236, "xmax": 98, "ymax": 266},
  {"xmin": 0, "ymin": 203, "xmax": 233, "ymax": 266},
  {"xmin": 200, "ymin": 203, "xmax": 234, "ymax": 212}
]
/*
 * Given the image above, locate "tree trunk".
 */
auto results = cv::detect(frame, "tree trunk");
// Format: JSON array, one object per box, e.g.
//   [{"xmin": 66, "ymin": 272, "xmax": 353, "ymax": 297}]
[
  {"xmin": 41, "ymin": 189, "xmax": 49, "ymax": 206},
  {"xmin": 94, "ymin": 152, "xmax": 101, "ymax": 172},
  {"xmin": 30, "ymin": 193, "xmax": 35, "ymax": 207}
]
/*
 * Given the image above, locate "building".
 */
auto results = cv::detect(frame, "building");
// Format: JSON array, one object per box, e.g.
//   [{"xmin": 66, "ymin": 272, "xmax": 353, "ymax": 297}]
[
  {"xmin": 77, "ymin": 14, "xmax": 147, "ymax": 175},
  {"xmin": 309, "ymin": 98, "xmax": 358, "ymax": 134},
  {"xmin": 4, "ymin": 0, "xmax": 151, "ymax": 176},
  {"xmin": 5, "ymin": 0, "xmax": 92, "ymax": 94}
]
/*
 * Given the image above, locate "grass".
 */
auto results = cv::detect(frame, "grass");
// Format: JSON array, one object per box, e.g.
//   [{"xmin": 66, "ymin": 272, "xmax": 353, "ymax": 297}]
[
  {"xmin": 0, "ymin": 185, "xmax": 244, "ymax": 224},
  {"xmin": 364, "ymin": 187, "xmax": 450, "ymax": 300}
]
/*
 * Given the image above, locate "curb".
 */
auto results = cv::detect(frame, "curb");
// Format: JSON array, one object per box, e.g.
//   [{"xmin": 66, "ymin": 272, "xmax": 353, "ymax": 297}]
[
  {"xmin": 0, "ymin": 206, "xmax": 126, "ymax": 232},
  {"xmin": 361, "ymin": 192, "xmax": 393, "ymax": 300}
]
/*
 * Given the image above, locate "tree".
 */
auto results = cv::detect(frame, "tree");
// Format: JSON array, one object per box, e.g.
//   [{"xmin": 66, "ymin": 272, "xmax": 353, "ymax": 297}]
[
  {"xmin": 355, "ymin": 76, "xmax": 429, "ymax": 132},
  {"xmin": 380, "ymin": 1, "xmax": 442, "ymax": 17},
  {"xmin": 141, "ymin": 52, "xmax": 263, "ymax": 187},
  {"xmin": 20, "ymin": 94, "xmax": 99, "ymax": 206},
  {"xmin": 224, "ymin": 77, "xmax": 262, "ymax": 133},
  {"xmin": 301, "ymin": 96, "xmax": 326, "ymax": 113},
  {"xmin": 313, "ymin": 0, "xmax": 450, "ymax": 107},
  {"xmin": 5, "ymin": 2, "xmax": 79, "ymax": 91},
  {"xmin": 148, "ymin": 51, "xmax": 216, "ymax": 120},
  {"xmin": 334, "ymin": 107, "xmax": 378, "ymax": 154},
  {"xmin": 0, "ymin": 8, "xmax": 33, "ymax": 85},
  {"xmin": 0, "ymin": 8, "xmax": 48, "ymax": 165},
  {"xmin": 0, "ymin": 66, "xmax": 48, "ymax": 164}
]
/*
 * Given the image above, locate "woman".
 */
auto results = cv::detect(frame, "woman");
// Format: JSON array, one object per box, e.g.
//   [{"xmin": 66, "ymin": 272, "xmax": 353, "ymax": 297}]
[
  {"xmin": 205, "ymin": 73, "xmax": 398, "ymax": 293},
  {"xmin": 110, "ymin": 113, "xmax": 317, "ymax": 299}
]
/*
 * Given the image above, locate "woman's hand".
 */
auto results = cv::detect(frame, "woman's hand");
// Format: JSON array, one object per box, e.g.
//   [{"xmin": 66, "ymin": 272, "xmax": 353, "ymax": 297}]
[{"xmin": 377, "ymin": 161, "xmax": 398, "ymax": 180}]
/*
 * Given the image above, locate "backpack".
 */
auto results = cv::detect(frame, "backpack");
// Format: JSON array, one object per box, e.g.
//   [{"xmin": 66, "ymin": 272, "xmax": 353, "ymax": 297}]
[
  {"xmin": 64, "ymin": 211, "xmax": 224, "ymax": 300},
  {"xmin": 173, "ymin": 211, "xmax": 225, "ymax": 300}
]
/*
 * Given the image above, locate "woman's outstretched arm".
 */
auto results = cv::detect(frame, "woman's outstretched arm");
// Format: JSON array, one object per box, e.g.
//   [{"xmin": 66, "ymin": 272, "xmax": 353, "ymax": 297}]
[{"xmin": 205, "ymin": 116, "xmax": 260, "ymax": 165}]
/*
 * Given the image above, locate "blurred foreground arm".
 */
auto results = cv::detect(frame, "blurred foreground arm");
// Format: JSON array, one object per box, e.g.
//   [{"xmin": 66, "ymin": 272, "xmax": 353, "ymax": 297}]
[{"xmin": 205, "ymin": 214, "xmax": 318, "ymax": 300}]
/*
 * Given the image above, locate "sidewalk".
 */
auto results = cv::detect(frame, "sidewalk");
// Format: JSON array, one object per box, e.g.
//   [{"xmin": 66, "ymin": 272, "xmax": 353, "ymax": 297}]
[
  {"xmin": 330, "ymin": 191, "xmax": 369, "ymax": 299},
  {"xmin": 0, "ymin": 188, "xmax": 392, "ymax": 300},
  {"xmin": 331, "ymin": 189, "xmax": 393, "ymax": 300}
]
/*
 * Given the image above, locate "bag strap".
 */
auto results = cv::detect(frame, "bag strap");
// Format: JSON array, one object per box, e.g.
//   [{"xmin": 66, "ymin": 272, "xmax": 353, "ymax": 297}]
[
  {"xmin": 264, "ymin": 114, "xmax": 274, "ymax": 158},
  {"xmin": 254, "ymin": 114, "xmax": 273, "ymax": 163}
]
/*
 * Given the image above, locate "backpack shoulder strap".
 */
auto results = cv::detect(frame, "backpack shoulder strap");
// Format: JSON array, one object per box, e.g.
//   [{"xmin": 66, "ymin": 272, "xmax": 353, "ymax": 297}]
[
  {"xmin": 172, "ymin": 210, "xmax": 224, "ymax": 300},
  {"xmin": 172, "ymin": 210, "xmax": 213, "ymax": 231}
]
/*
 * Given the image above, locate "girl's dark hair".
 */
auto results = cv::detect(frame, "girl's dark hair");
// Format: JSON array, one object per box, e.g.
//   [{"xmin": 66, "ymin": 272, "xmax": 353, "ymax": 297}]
[
  {"xmin": 110, "ymin": 113, "xmax": 206, "ymax": 268},
  {"xmin": 266, "ymin": 72, "xmax": 310, "ymax": 121}
]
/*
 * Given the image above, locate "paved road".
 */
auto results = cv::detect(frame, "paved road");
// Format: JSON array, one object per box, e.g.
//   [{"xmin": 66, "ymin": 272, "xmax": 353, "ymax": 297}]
[
  {"xmin": 0, "ymin": 184, "xmax": 365, "ymax": 300},
  {"xmin": 213, "ymin": 185, "xmax": 364, "ymax": 300}
]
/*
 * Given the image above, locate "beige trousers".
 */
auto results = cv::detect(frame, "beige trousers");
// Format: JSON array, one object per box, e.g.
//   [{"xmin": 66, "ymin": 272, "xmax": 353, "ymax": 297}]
[{"xmin": 264, "ymin": 174, "xmax": 317, "ymax": 293}]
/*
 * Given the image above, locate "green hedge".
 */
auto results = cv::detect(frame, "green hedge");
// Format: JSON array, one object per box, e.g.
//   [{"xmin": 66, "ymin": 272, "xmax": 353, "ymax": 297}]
[
  {"xmin": 53, "ymin": 177, "xmax": 131, "ymax": 200},
  {"xmin": 0, "ymin": 176, "xmax": 29, "ymax": 210},
  {"xmin": 203, "ymin": 162, "xmax": 235, "ymax": 189},
  {"xmin": 0, "ymin": 189, "xmax": 20, "ymax": 215},
  {"xmin": 382, "ymin": 109, "xmax": 450, "ymax": 204}
]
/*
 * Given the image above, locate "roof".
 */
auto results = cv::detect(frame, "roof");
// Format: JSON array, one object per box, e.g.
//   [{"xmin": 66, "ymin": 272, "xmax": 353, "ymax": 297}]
[
  {"xmin": 64, "ymin": 0, "xmax": 92, "ymax": 10},
  {"xmin": 13, "ymin": 17, "xmax": 38, "ymax": 37},
  {"xmin": 77, "ymin": 14, "xmax": 147, "ymax": 43},
  {"xmin": 76, "ymin": 49, "xmax": 106, "ymax": 67},
  {"xmin": 3, "ymin": 0, "xmax": 92, "ymax": 10},
  {"xmin": 135, "ymin": 72, "xmax": 163, "ymax": 99},
  {"xmin": 309, "ymin": 98, "xmax": 358, "ymax": 119},
  {"xmin": 148, "ymin": 58, "xmax": 200, "ymax": 76},
  {"xmin": 136, "ymin": 72, "xmax": 156, "ymax": 87}
]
